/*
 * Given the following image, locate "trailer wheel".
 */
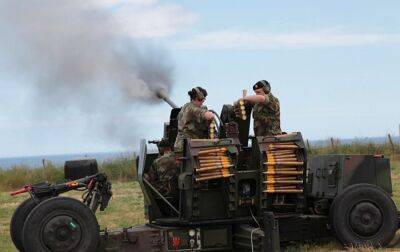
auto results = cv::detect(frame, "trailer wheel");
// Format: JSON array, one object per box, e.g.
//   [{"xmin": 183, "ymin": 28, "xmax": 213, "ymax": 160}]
[
  {"xmin": 22, "ymin": 197, "xmax": 99, "ymax": 252},
  {"xmin": 330, "ymin": 183, "xmax": 398, "ymax": 248},
  {"xmin": 10, "ymin": 198, "xmax": 39, "ymax": 251}
]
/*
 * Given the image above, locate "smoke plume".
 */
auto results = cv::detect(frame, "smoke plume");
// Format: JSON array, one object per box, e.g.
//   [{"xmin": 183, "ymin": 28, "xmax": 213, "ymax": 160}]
[{"xmin": 0, "ymin": 0, "xmax": 175, "ymax": 147}]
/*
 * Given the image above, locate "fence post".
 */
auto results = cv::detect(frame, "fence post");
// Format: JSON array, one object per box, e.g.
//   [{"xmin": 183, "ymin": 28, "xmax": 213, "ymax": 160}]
[
  {"xmin": 306, "ymin": 139, "xmax": 311, "ymax": 150},
  {"xmin": 330, "ymin": 137, "xmax": 335, "ymax": 149},
  {"xmin": 388, "ymin": 134, "xmax": 395, "ymax": 159}
]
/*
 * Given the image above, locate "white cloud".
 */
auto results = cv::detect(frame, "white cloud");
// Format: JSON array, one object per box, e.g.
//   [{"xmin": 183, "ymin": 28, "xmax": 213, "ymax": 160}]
[
  {"xmin": 173, "ymin": 30, "xmax": 400, "ymax": 50},
  {"xmin": 88, "ymin": 0, "xmax": 156, "ymax": 8},
  {"xmin": 87, "ymin": 0, "xmax": 197, "ymax": 38},
  {"xmin": 115, "ymin": 4, "xmax": 197, "ymax": 38}
]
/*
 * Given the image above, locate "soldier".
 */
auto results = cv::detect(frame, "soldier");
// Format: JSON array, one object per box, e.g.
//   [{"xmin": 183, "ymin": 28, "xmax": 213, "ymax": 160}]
[
  {"xmin": 147, "ymin": 87, "xmax": 214, "ymax": 197},
  {"xmin": 239, "ymin": 80, "xmax": 282, "ymax": 136},
  {"xmin": 173, "ymin": 86, "xmax": 215, "ymax": 152},
  {"xmin": 147, "ymin": 140, "xmax": 180, "ymax": 198}
]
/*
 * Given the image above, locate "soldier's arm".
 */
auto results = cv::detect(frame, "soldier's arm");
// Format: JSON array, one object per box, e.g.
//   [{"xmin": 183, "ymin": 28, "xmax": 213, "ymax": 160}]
[
  {"xmin": 242, "ymin": 94, "xmax": 269, "ymax": 104},
  {"xmin": 204, "ymin": 111, "xmax": 215, "ymax": 120},
  {"xmin": 191, "ymin": 106, "xmax": 215, "ymax": 121}
]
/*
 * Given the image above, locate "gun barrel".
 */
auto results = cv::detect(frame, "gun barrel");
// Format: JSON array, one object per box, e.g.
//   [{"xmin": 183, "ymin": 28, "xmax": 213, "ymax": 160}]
[{"xmin": 156, "ymin": 91, "xmax": 178, "ymax": 108}]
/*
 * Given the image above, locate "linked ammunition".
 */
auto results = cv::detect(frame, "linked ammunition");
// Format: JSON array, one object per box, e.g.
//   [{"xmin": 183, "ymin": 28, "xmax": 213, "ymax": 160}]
[
  {"xmin": 264, "ymin": 171, "xmax": 303, "ymax": 175},
  {"xmin": 198, "ymin": 164, "xmax": 233, "ymax": 169},
  {"xmin": 198, "ymin": 147, "xmax": 228, "ymax": 155},
  {"xmin": 198, "ymin": 156, "xmax": 230, "ymax": 161},
  {"xmin": 199, "ymin": 156, "xmax": 230, "ymax": 161},
  {"xmin": 264, "ymin": 189, "xmax": 303, "ymax": 193},
  {"xmin": 264, "ymin": 161, "xmax": 304, "ymax": 166},
  {"xmin": 272, "ymin": 158, "xmax": 299, "ymax": 162},
  {"xmin": 196, "ymin": 174, "xmax": 234, "ymax": 182},
  {"xmin": 209, "ymin": 121, "xmax": 217, "ymax": 139},
  {"xmin": 195, "ymin": 146, "xmax": 235, "ymax": 182},
  {"xmin": 267, "ymin": 185, "xmax": 298, "ymax": 189},
  {"xmin": 238, "ymin": 98, "xmax": 247, "ymax": 120},
  {"xmin": 266, "ymin": 167, "xmax": 299, "ymax": 172},
  {"xmin": 269, "ymin": 150, "xmax": 296, "ymax": 155},
  {"xmin": 267, "ymin": 154, "xmax": 297, "ymax": 159},
  {"xmin": 264, "ymin": 180, "xmax": 303, "ymax": 184},
  {"xmin": 267, "ymin": 176, "xmax": 298, "ymax": 180},
  {"xmin": 199, "ymin": 165, "xmax": 232, "ymax": 170},
  {"xmin": 197, "ymin": 170, "xmax": 231, "ymax": 176},
  {"xmin": 199, "ymin": 159, "xmax": 230, "ymax": 164},
  {"xmin": 264, "ymin": 140, "xmax": 305, "ymax": 194}
]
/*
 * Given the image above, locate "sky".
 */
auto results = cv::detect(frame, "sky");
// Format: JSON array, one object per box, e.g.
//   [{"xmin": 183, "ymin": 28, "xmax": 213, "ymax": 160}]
[{"xmin": 0, "ymin": 0, "xmax": 399, "ymax": 158}]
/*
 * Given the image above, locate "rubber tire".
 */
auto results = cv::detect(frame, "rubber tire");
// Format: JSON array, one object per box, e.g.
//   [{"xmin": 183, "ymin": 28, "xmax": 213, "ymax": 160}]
[
  {"xmin": 10, "ymin": 198, "xmax": 39, "ymax": 251},
  {"xmin": 330, "ymin": 183, "xmax": 398, "ymax": 248},
  {"xmin": 22, "ymin": 197, "xmax": 100, "ymax": 252}
]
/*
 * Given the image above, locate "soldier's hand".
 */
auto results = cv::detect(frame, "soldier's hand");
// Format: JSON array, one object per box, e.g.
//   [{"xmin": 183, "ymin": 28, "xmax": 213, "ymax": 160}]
[{"xmin": 204, "ymin": 111, "xmax": 215, "ymax": 121}]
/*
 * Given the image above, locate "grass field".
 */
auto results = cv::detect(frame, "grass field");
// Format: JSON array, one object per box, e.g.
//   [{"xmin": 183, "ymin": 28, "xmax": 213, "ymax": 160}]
[
  {"xmin": 0, "ymin": 161, "xmax": 399, "ymax": 251},
  {"xmin": 0, "ymin": 181, "xmax": 145, "ymax": 252},
  {"xmin": 0, "ymin": 147, "xmax": 399, "ymax": 251}
]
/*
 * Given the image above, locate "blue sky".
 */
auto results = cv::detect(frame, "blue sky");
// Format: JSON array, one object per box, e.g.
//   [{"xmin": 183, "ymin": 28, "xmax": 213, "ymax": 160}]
[{"xmin": 0, "ymin": 0, "xmax": 399, "ymax": 157}]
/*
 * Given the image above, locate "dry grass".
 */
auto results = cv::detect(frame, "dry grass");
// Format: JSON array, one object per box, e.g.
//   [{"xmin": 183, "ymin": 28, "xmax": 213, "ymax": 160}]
[
  {"xmin": 0, "ymin": 160, "xmax": 399, "ymax": 251},
  {"xmin": 0, "ymin": 181, "xmax": 144, "ymax": 252},
  {"xmin": 0, "ymin": 156, "xmax": 137, "ymax": 191}
]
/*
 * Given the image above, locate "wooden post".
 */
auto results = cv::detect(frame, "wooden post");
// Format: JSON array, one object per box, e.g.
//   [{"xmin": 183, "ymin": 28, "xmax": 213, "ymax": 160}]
[
  {"xmin": 306, "ymin": 139, "xmax": 311, "ymax": 150},
  {"xmin": 330, "ymin": 137, "xmax": 335, "ymax": 149},
  {"xmin": 42, "ymin": 158, "xmax": 47, "ymax": 180},
  {"xmin": 388, "ymin": 134, "xmax": 395, "ymax": 159}
]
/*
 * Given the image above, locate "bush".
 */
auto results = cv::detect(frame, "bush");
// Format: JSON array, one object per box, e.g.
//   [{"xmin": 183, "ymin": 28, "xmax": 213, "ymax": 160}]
[
  {"xmin": 0, "ymin": 155, "xmax": 137, "ymax": 191},
  {"xmin": 307, "ymin": 140, "xmax": 399, "ymax": 160}
]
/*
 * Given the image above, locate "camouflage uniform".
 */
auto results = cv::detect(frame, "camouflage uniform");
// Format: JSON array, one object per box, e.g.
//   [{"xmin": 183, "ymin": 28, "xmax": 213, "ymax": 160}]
[
  {"xmin": 174, "ymin": 101, "xmax": 209, "ymax": 152},
  {"xmin": 253, "ymin": 93, "xmax": 282, "ymax": 136},
  {"xmin": 148, "ymin": 152, "xmax": 179, "ymax": 197}
]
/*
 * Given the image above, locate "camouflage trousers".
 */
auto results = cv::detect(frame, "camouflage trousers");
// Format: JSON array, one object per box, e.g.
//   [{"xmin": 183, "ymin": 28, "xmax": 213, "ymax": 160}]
[
  {"xmin": 254, "ymin": 120, "xmax": 282, "ymax": 137},
  {"xmin": 254, "ymin": 127, "xmax": 282, "ymax": 137},
  {"xmin": 147, "ymin": 153, "xmax": 180, "ymax": 198}
]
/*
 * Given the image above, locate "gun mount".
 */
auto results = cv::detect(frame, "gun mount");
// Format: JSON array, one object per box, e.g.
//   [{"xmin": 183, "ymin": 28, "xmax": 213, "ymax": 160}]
[{"xmin": 9, "ymin": 102, "xmax": 400, "ymax": 252}]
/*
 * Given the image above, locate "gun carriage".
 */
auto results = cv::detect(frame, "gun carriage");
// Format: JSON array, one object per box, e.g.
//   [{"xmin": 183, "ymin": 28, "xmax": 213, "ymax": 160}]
[{"xmin": 10, "ymin": 94, "xmax": 399, "ymax": 251}]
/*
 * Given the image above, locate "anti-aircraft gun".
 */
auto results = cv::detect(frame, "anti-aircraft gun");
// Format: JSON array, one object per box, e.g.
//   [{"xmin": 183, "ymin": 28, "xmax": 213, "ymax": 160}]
[{"xmin": 9, "ymin": 93, "xmax": 400, "ymax": 251}]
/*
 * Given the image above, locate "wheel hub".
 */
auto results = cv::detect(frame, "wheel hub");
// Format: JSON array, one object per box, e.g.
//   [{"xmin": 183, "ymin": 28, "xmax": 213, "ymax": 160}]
[
  {"xmin": 349, "ymin": 202, "xmax": 382, "ymax": 237},
  {"xmin": 43, "ymin": 215, "xmax": 82, "ymax": 251}
]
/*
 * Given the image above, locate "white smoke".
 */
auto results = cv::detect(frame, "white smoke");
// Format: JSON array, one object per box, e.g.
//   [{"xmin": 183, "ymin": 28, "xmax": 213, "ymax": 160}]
[{"xmin": 0, "ymin": 0, "xmax": 178, "ymax": 146}]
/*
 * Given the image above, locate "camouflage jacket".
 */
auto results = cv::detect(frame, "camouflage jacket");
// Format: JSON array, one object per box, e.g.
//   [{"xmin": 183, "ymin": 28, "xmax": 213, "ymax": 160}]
[
  {"xmin": 174, "ymin": 102, "xmax": 209, "ymax": 152},
  {"xmin": 253, "ymin": 93, "xmax": 282, "ymax": 136},
  {"xmin": 148, "ymin": 152, "xmax": 179, "ymax": 197}
]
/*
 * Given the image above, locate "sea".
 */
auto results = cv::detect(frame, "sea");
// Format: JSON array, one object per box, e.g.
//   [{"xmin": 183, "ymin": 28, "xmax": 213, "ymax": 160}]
[{"xmin": 0, "ymin": 151, "xmax": 135, "ymax": 170}]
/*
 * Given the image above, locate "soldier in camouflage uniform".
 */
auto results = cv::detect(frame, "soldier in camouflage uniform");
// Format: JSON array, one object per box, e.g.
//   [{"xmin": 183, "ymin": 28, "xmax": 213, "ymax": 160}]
[
  {"xmin": 240, "ymin": 80, "xmax": 282, "ymax": 136},
  {"xmin": 147, "ymin": 140, "xmax": 180, "ymax": 197},
  {"xmin": 147, "ymin": 87, "xmax": 214, "ymax": 197},
  {"xmin": 174, "ymin": 87, "xmax": 215, "ymax": 152}
]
